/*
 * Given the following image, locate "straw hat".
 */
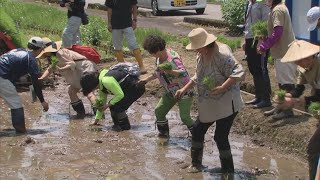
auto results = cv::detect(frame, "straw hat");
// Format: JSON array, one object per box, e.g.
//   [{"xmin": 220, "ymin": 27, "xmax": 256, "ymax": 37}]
[
  {"xmin": 36, "ymin": 41, "xmax": 62, "ymax": 59},
  {"xmin": 42, "ymin": 37, "xmax": 53, "ymax": 47},
  {"xmin": 281, "ymin": 40, "xmax": 320, "ymax": 63},
  {"xmin": 186, "ymin": 28, "xmax": 217, "ymax": 50}
]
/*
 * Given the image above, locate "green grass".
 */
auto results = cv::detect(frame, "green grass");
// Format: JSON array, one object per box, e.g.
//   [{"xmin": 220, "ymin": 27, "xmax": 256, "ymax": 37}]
[
  {"xmin": 217, "ymin": 35, "xmax": 242, "ymax": 52},
  {"xmin": 0, "ymin": 7, "xmax": 24, "ymax": 48}
]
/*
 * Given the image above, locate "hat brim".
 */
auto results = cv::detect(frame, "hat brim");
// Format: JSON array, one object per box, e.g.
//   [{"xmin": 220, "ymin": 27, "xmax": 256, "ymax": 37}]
[
  {"xmin": 308, "ymin": 20, "xmax": 318, "ymax": 31},
  {"xmin": 36, "ymin": 41, "xmax": 62, "ymax": 59},
  {"xmin": 186, "ymin": 35, "xmax": 217, "ymax": 50},
  {"xmin": 281, "ymin": 43, "xmax": 320, "ymax": 63}
]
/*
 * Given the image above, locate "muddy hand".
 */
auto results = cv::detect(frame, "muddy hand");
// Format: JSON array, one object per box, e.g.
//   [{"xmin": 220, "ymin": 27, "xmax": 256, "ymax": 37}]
[{"xmin": 175, "ymin": 89, "xmax": 184, "ymax": 100}]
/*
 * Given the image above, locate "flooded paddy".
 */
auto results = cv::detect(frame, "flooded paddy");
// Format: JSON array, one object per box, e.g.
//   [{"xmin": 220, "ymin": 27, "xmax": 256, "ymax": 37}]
[{"xmin": 0, "ymin": 85, "xmax": 309, "ymax": 180}]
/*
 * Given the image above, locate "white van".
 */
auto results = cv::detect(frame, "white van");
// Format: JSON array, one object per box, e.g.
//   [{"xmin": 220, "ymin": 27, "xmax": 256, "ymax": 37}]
[{"xmin": 137, "ymin": 0, "xmax": 207, "ymax": 16}]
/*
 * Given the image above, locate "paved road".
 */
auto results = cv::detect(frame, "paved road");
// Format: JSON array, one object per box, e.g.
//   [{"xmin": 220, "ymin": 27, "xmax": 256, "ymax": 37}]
[
  {"xmin": 86, "ymin": 0, "xmax": 223, "ymax": 21},
  {"xmin": 86, "ymin": 1, "xmax": 223, "ymax": 36}
]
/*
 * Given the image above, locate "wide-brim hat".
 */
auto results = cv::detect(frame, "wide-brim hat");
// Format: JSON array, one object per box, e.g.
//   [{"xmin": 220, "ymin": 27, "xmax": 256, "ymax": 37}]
[
  {"xmin": 36, "ymin": 41, "xmax": 62, "ymax": 59},
  {"xmin": 186, "ymin": 28, "xmax": 217, "ymax": 50},
  {"xmin": 281, "ymin": 40, "xmax": 320, "ymax": 63}
]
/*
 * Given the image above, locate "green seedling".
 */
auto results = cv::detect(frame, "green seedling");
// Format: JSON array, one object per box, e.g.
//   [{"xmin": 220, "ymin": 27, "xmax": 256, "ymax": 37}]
[
  {"xmin": 251, "ymin": 21, "xmax": 268, "ymax": 39},
  {"xmin": 308, "ymin": 102, "xmax": 320, "ymax": 114},
  {"xmin": 50, "ymin": 56, "xmax": 59, "ymax": 69},
  {"xmin": 202, "ymin": 75, "xmax": 215, "ymax": 90},
  {"xmin": 158, "ymin": 62, "xmax": 173, "ymax": 70},
  {"xmin": 95, "ymin": 98, "xmax": 104, "ymax": 109},
  {"xmin": 275, "ymin": 90, "xmax": 286, "ymax": 102}
]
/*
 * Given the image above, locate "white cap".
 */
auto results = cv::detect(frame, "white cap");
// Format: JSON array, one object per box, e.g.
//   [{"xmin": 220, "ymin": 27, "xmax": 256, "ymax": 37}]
[
  {"xmin": 307, "ymin": 7, "xmax": 320, "ymax": 31},
  {"xmin": 28, "ymin": 37, "xmax": 44, "ymax": 48}
]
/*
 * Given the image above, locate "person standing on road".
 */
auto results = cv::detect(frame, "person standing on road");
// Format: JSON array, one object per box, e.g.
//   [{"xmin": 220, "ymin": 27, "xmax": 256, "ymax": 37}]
[
  {"xmin": 243, "ymin": 0, "xmax": 272, "ymax": 108},
  {"xmin": 139, "ymin": 35, "xmax": 195, "ymax": 138},
  {"xmin": 80, "ymin": 63, "xmax": 145, "ymax": 131},
  {"xmin": 276, "ymin": 40, "xmax": 320, "ymax": 180},
  {"xmin": 175, "ymin": 28, "xmax": 245, "ymax": 174},
  {"xmin": 60, "ymin": 0, "xmax": 87, "ymax": 48},
  {"xmin": 257, "ymin": 0, "xmax": 297, "ymax": 120},
  {"xmin": 105, "ymin": 0, "xmax": 147, "ymax": 74},
  {"xmin": 0, "ymin": 37, "xmax": 49, "ymax": 133},
  {"xmin": 37, "ymin": 40, "xmax": 98, "ymax": 119}
]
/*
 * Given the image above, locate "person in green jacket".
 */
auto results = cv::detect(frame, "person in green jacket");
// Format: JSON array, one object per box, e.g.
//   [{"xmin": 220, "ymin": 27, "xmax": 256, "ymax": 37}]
[{"xmin": 80, "ymin": 62, "xmax": 145, "ymax": 131}]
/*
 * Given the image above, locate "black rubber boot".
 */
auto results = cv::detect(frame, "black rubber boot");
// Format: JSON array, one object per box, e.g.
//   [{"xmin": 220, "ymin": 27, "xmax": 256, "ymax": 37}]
[
  {"xmin": 110, "ymin": 111, "xmax": 122, "ymax": 132},
  {"xmin": 117, "ymin": 112, "xmax": 131, "ymax": 130},
  {"xmin": 191, "ymin": 147, "xmax": 204, "ymax": 169},
  {"xmin": 71, "ymin": 100, "xmax": 86, "ymax": 119},
  {"xmin": 219, "ymin": 150, "xmax": 235, "ymax": 173},
  {"xmin": 11, "ymin": 108, "xmax": 27, "ymax": 134},
  {"xmin": 157, "ymin": 123, "xmax": 169, "ymax": 138}
]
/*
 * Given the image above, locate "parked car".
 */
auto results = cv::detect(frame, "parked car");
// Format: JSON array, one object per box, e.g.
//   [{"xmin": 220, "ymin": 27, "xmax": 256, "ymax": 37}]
[{"xmin": 137, "ymin": 0, "xmax": 207, "ymax": 16}]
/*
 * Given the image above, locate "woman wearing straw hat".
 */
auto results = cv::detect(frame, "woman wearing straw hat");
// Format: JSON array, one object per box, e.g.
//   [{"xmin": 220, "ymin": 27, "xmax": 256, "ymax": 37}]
[
  {"xmin": 175, "ymin": 28, "xmax": 245, "ymax": 173},
  {"xmin": 257, "ymin": 0, "xmax": 297, "ymax": 120},
  {"xmin": 37, "ymin": 41, "xmax": 98, "ymax": 119},
  {"xmin": 279, "ymin": 40, "xmax": 320, "ymax": 180}
]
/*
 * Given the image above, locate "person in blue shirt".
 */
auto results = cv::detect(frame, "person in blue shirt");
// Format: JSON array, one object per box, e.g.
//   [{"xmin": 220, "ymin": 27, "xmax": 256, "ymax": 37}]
[{"xmin": 0, "ymin": 37, "xmax": 49, "ymax": 134}]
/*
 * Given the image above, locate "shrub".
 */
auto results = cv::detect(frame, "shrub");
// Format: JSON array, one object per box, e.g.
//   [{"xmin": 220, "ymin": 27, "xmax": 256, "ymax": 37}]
[
  {"xmin": 221, "ymin": 0, "xmax": 246, "ymax": 33},
  {"xmin": 80, "ymin": 16, "xmax": 110, "ymax": 46}
]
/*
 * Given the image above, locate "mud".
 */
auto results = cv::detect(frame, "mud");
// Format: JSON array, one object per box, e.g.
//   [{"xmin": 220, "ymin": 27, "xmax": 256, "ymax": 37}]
[{"xmin": 0, "ymin": 78, "xmax": 309, "ymax": 179}]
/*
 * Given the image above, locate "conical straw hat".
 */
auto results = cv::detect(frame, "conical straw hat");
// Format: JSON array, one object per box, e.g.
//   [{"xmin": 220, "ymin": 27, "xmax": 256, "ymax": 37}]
[{"xmin": 281, "ymin": 40, "xmax": 320, "ymax": 63}]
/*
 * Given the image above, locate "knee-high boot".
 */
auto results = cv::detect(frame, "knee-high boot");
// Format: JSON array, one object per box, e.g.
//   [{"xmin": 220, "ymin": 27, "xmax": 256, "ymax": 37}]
[
  {"xmin": 219, "ymin": 149, "xmax": 234, "ymax": 173},
  {"xmin": 71, "ymin": 100, "xmax": 85, "ymax": 119},
  {"xmin": 114, "ymin": 50, "xmax": 124, "ymax": 62},
  {"xmin": 118, "ymin": 112, "xmax": 131, "ymax": 130},
  {"xmin": 11, "ymin": 108, "xmax": 26, "ymax": 134},
  {"xmin": 132, "ymin": 48, "xmax": 147, "ymax": 74},
  {"xmin": 157, "ymin": 122, "xmax": 169, "ymax": 138}
]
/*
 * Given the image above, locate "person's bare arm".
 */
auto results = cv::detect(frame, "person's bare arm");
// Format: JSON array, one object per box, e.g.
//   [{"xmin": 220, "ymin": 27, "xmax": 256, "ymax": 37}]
[{"xmin": 107, "ymin": 7, "xmax": 112, "ymax": 32}]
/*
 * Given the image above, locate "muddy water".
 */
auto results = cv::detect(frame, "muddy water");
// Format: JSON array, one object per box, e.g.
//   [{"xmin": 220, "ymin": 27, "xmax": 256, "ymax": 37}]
[{"xmin": 0, "ymin": 87, "xmax": 308, "ymax": 179}]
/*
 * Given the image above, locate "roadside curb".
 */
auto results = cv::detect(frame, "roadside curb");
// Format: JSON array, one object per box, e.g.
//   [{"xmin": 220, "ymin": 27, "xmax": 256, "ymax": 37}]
[{"xmin": 183, "ymin": 17, "xmax": 227, "ymax": 28}]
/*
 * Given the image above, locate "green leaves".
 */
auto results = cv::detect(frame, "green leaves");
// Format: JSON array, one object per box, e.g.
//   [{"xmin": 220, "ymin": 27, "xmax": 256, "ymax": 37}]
[
  {"xmin": 251, "ymin": 21, "xmax": 268, "ymax": 39},
  {"xmin": 221, "ymin": 0, "xmax": 246, "ymax": 33},
  {"xmin": 50, "ymin": 56, "xmax": 59, "ymax": 69},
  {"xmin": 275, "ymin": 90, "xmax": 286, "ymax": 102},
  {"xmin": 308, "ymin": 102, "xmax": 320, "ymax": 114},
  {"xmin": 95, "ymin": 98, "xmax": 104, "ymax": 109},
  {"xmin": 158, "ymin": 62, "xmax": 173, "ymax": 71},
  {"xmin": 202, "ymin": 75, "xmax": 215, "ymax": 90}
]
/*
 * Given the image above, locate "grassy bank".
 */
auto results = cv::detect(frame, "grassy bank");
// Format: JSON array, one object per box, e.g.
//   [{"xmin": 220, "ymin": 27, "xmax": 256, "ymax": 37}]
[{"xmin": 1, "ymin": 0, "xmax": 241, "ymax": 58}]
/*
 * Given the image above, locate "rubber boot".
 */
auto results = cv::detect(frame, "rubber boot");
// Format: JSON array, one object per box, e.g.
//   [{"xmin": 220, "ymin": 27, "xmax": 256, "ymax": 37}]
[
  {"xmin": 11, "ymin": 108, "xmax": 27, "ymax": 134},
  {"xmin": 110, "ymin": 111, "xmax": 122, "ymax": 132},
  {"xmin": 118, "ymin": 112, "xmax": 131, "ymax": 130},
  {"xmin": 114, "ymin": 50, "xmax": 124, "ymax": 62},
  {"xmin": 71, "ymin": 100, "xmax": 86, "ymax": 119},
  {"xmin": 189, "ymin": 147, "xmax": 204, "ymax": 173},
  {"xmin": 132, "ymin": 48, "xmax": 147, "ymax": 74},
  {"xmin": 219, "ymin": 150, "xmax": 235, "ymax": 173},
  {"xmin": 157, "ymin": 123, "xmax": 169, "ymax": 138},
  {"xmin": 187, "ymin": 125, "xmax": 194, "ymax": 137},
  {"xmin": 272, "ymin": 108, "xmax": 294, "ymax": 120}
]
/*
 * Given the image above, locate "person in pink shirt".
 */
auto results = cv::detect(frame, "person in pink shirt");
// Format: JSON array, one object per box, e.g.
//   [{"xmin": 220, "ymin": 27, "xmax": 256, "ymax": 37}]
[{"xmin": 139, "ymin": 35, "xmax": 195, "ymax": 138}]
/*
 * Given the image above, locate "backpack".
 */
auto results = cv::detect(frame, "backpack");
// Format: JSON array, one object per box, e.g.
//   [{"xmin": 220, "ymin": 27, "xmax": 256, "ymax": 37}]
[
  {"xmin": 108, "ymin": 62, "xmax": 140, "ymax": 78},
  {"xmin": 68, "ymin": 45, "xmax": 101, "ymax": 64}
]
